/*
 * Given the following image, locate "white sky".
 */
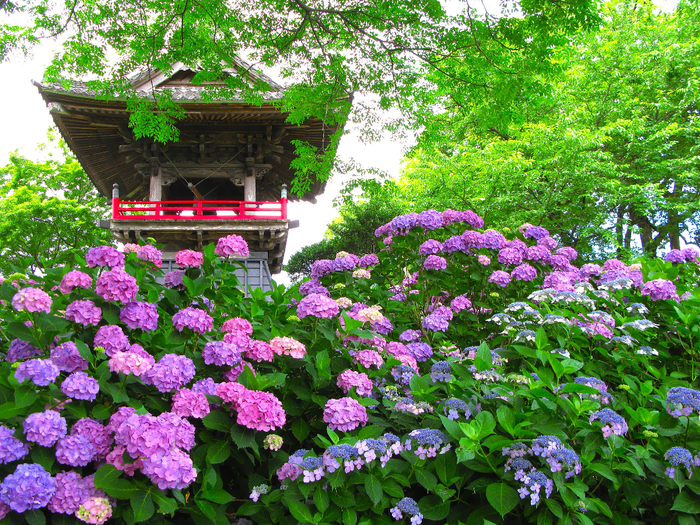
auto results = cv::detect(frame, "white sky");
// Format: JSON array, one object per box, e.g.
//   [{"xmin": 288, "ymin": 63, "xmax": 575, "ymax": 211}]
[{"xmin": 0, "ymin": 0, "xmax": 677, "ymax": 285}]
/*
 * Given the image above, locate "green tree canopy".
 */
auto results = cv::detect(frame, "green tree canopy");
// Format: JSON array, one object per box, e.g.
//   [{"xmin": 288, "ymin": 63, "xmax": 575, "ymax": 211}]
[
  {"xmin": 0, "ymin": 0, "xmax": 600, "ymax": 194},
  {"xmin": 0, "ymin": 134, "xmax": 113, "ymax": 274},
  {"xmin": 392, "ymin": 0, "xmax": 700, "ymax": 259}
]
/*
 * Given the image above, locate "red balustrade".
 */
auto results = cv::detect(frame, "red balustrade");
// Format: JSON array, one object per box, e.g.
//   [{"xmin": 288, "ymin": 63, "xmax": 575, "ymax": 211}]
[{"xmin": 111, "ymin": 198, "xmax": 288, "ymax": 221}]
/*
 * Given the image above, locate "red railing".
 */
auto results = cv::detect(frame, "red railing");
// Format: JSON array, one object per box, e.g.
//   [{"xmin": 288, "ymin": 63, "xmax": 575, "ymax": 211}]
[{"xmin": 111, "ymin": 198, "xmax": 288, "ymax": 221}]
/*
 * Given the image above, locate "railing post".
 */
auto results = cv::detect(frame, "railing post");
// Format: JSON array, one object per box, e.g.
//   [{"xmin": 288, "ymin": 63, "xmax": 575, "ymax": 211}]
[
  {"xmin": 111, "ymin": 184, "xmax": 120, "ymax": 219},
  {"xmin": 281, "ymin": 184, "xmax": 288, "ymax": 220}
]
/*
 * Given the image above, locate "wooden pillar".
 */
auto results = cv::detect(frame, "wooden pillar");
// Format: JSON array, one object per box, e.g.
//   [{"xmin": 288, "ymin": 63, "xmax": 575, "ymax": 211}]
[
  {"xmin": 149, "ymin": 166, "xmax": 162, "ymax": 202},
  {"xmin": 245, "ymin": 157, "xmax": 256, "ymax": 202}
]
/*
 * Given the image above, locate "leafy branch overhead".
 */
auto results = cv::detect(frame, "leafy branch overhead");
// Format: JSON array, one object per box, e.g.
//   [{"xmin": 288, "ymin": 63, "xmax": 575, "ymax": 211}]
[{"xmin": 1, "ymin": 0, "xmax": 599, "ymax": 190}]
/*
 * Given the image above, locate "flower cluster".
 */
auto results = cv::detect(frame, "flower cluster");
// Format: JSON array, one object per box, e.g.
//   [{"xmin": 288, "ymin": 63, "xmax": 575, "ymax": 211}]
[
  {"xmin": 323, "ymin": 397, "xmax": 368, "ymax": 432},
  {"xmin": 215, "ymin": 234, "xmax": 249, "ymax": 257},
  {"xmin": 12, "ymin": 287, "xmax": 52, "ymax": 313},
  {"xmin": 85, "ymin": 246, "xmax": 123, "ymax": 268},
  {"xmin": 59, "ymin": 270, "xmax": 93, "ymax": 294},
  {"xmin": 65, "ymin": 299, "xmax": 102, "ymax": 326},
  {"xmin": 589, "ymin": 409, "xmax": 628, "ymax": 437},
  {"xmin": 172, "ymin": 306, "xmax": 214, "ymax": 334}
]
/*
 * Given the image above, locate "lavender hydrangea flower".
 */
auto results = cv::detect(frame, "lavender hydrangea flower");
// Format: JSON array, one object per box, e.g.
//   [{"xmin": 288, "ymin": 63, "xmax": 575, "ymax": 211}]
[
  {"xmin": 0, "ymin": 463, "xmax": 55, "ymax": 512},
  {"xmin": 488, "ymin": 270, "xmax": 511, "ymax": 287},
  {"xmin": 511, "ymin": 263, "xmax": 537, "ymax": 281},
  {"xmin": 48, "ymin": 471, "xmax": 90, "ymax": 514},
  {"xmin": 55, "ymin": 434, "xmax": 95, "ymax": 466},
  {"xmin": 406, "ymin": 428, "xmax": 446, "ymax": 459},
  {"xmin": 109, "ymin": 344, "xmax": 155, "ymax": 376},
  {"xmin": 120, "ymin": 301, "xmax": 159, "ymax": 331},
  {"xmin": 589, "ymin": 409, "xmax": 628, "ymax": 437},
  {"xmin": 202, "ymin": 341, "xmax": 242, "ymax": 367},
  {"xmin": 65, "ymin": 299, "xmax": 102, "ymax": 326},
  {"xmin": 666, "ymin": 249, "xmax": 685, "ymax": 263},
  {"xmin": 86, "ymin": 245, "xmax": 124, "ymax": 268},
  {"xmin": 423, "ymin": 255, "xmax": 447, "ymax": 270},
  {"xmin": 498, "ymin": 247, "xmax": 523, "ymax": 266},
  {"xmin": 70, "ymin": 418, "xmax": 113, "ymax": 459},
  {"xmin": 358, "ymin": 253, "xmax": 379, "ymax": 267},
  {"xmin": 136, "ymin": 245, "xmax": 162, "ymax": 267},
  {"xmin": 518, "ymin": 470, "xmax": 554, "ymax": 505},
  {"xmin": 390, "ymin": 497, "xmax": 423, "ymax": 524},
  {"xmin": 641, "ymin": 279, "xmax": 680, "ymax": 302},
  {"xmin": 299, "ymin": 278, "xmax": 330, "ymax": 296},
  {"xmin": 419, "ymin": 239, "xmax": 444, "ymax": 255},
  {"xmin": 141, "ymin": 449, "xmax": 198, "ymax": 490},
  {"xmin": 15, "ymin": 358, "xmax": 60, "ymax": 386},
  {"xmin": 61, "ymin": 371, "xmax": 100, "ymax": 401},
  {"xmin": 163, "ymin": 271, "xmax": 186, "ymax": 293},
  {"xmin": 23, "ymin": 410, "xmax": 67, "ymax": 446},
  {"xmin": 406, "ymin": 342, "xmax": 433, "ymax": 361},
  {"xmin": 323, "ymin": 398, "xmax": 368, "ymax": 432},
  {"xmin": 12, "ymin": 287, "xmax": 52, "ymax": 313},
  {"xmin": 461, "ymin": 230, "xmax": 484, "ymax": 249},
  {"xmin": 664, "ymin": 447, "xmax": 695, "ymax": 479},
  {"xmin": 50, "ymin": 341, "xmax": 88, "ymax": 372},
  {"xmin": 172, "ymin": 306, "xmax": 213, "ymax": 334},
  {"xmin": 0, "ymin": 425, "xmax": 29, "ymax": 464},
  {"xmin": 215, "ymin": 233, "xmax": 249, "ymax": 257},
  {"xmin": 93, "ymin": 325, "xmax": 129, "ymax": 356},
  {"xmin": 141, "ymin": 354, "xmax": 196, "ymax": 392},
  {"xmin": 523, "ymin": 226, "xmax": 549, "ymax": 240},
  {"xmin": 6, "ymin": 338, "xmax": 42, "ymax": 362},
  {"xmin": 337, "ymin": 369, "xmax": 373, "ymax": 396},
  {"xmin": 59, "ymin": 270, "xmax": 93, "ymax": 294},
  {"xmin": 666, "ymin": 387, "xmax": 700, "ymax": 418},
  {"xmin": 681, "ymin": 247, "xmax": 700, "ymax": 262},
  {"xmin": 310, "ymin": 259, "xmax": 334, "ymax": 279},
  {"xmin": 297, "ymin": 293, "xmax": 339, "ymax": 319},
  {"xmin": 525, "ymin": 245, "xmax": 551, "ymax": 263},
  {"xmin": 417, "ymin": 209, "xmax": 443, "ymax": 230},
  {"xmin": 95, "ymin": 268, "xmax": 138, "ymax": 302},
  {"xmin": 422, "ymin": 312, "xmax": 449, "ymax": 332}
]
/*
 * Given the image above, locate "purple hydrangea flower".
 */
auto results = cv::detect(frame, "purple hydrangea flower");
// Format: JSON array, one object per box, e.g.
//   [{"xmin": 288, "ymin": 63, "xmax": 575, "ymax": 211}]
[
  {"xmin": 666, "ymin": 387, "xmax": 700, "ymax": 418},
  {"xmin": 406, "ymin": 342, "xmax": 433, "ymax": 361},
  {"xmin": 297, "ymin": 293, "xmax": 340, "ymax": 319},
  {"xmin": 523, "ymin": 226, "xmax": 549, "ymax": 240},
  {"xmin": 171, "ymin": 388, "xmax": 210, "ymax": 418},
  {"xmin": 488, "ymin": 270, "xmax": 511, "ymax": 287},
  {"xmin": 310, "ymin": 259, "xmax": 334, "ymax": 279},
  {"xmin": 450, "ymin": 294, "xmax": 472, "ymax": 312},
  {"xmin": 399, "ymin": 330, "xmax": 421, "ymax": 342},
  {"xmin": 390, "ymin": 213, "xmax": 419, "ymax": 234},
  {"xmin": 109, "ymin": 344, "xmax": 155, "ymax": 376},
  {"xmin": 236, "ymin": 390, "xmax": 286, "ymax": 431},
  {"xmin": 0, "ymin": 425, "xmax": 29, "ymax": 464},
  {"xmin": 358, "ymin": 253, "xmax": 379, "ymax": 267},
  {"xmin": 23, "ymin": 410, "xmax": 67, "ymax": 446},
  {"xmin": 12, "ymin": 287, "xmax": 52, "ymax": 313},
  {"xmin": 417, "ymin": 209, "xmax": 444, "ymax": 230},
  {"xmin": 141, "ymin": 354, "xmax": 196, "ymax": 392},
  {"xmin": 424, "ymin": 255, "xmax": 447, "ymax": 270},
  {"xmin": 71, "ymin": 418, "xmax": 113, "ymax": 459},
  {"xmin": 65, "ymin": 299, "xmax": 102, "ymax": 326},
  {"xmin": 498, "ymin": 248, "xmax": 523, "ymax": 266},
  {"xmin": 443, "ymin": 235, "xmax": 465, "ymax": 252},
  {"xmin": 6, "ymin": 338, "xmax": 42, "ymax": 362},
  {"xmin": 580, "ymin": 263, "xmax": 602, "ymax": 278},
  {"xmin": 299, "ymin": 278, "xmax": 330, "ymax": 297},
  {"xmin": 50, "ymin": 341, "xmax": 88, "ymax": 373},
  {"xmin": 422, "ymin": 313, "xmax": 449, "ymax": 332},
  {"xmin": 59, "ymin": 270, "xmax": 93, "ymax": 294},
  {"xmin": 215, "ymin": 234, "xmax": 249, "ymax": 257},
  {"xmin": 172, "ymin": 307, "xmax": 213, "ymax": 334},
  {"xmin": 15, "ymin": 358, "xmax": 60, "ymax": 386},
  {"xmin": 202, "ymin": 341, "xmax": 242, "ymax": 367},
  {"xmin": 443, "ymin": 398, "xmax": 470, "ymax": 420},
  {"xmin": 641, "ymin": 279, "xmax": 679, "ymax": 302},
  {"xmin": 525, "ymin": 245, "xmax": 551, "ymax": 263},
  {"xmin": 419, "ymin": 239, "xmax": 444, "ymax": 255},
  {"xmin": 323, "ymin": 398, "xmax": 368, "ymax": 432},
  {"xmin": 120, "ymin": 301, "xmax": 159, "ymax": 331},
  {"xmin": 461, "ymin": 210, "xmax": 484, "ymax": 229},
  {"xmin": 141, "ymin": 449, "xmax": 198, "ymax": 490},
  {"xmin": 55, "ymin": 434, "xmax": 95, "ymax": 466},
  {"xmin": 337, "ymin": 370, "xmax": 373, "ymax": 396},
  {"xmin": 86, "ymin": 246, "xmax": 124, "ymax": 268},
  {"xmin": 681, "ymin": 247, "xmax": 700, "ymax": 262},
  {"xmin": 332, "ymin": 255, "xmax": 358, "ymax": 272},
  {"xmin": 511, "ymin": 263, "xmax": 537, "ymax": 281},
  {"xmin": 164, "ymin": 269, "xmax": 186, "ymax": 290},
  {"xmin": 95, "ymin": 268, "xmax": 138, "ymax": 302},
  {"xmin": 461, "ymin": 230, "xmax": 484, "ymax": 249},
  {"xmin": 93, "ymin": 325, "xmax": 129, "ymax": 356},
  {"xmin": 136, "ymin": 245, "xmax": 162, "ymax": 267},
  {"xmin": 0, "ymin": 463, "xmax": 55, "ymax": 512},
  {"xmin": 61, "ymin": 371, "xmax": 100, "ymax": 401},
  {"xmin": 538, "ymin": 236, "xmax": 558, "ymax": 250},
  {"xmin": 665, "ymin": 249, "xmax": 685, "ymax": 263},
  {"xmin": 48, "ymin": 471, "xmax": 90, "ymax": 514},
  {"xmin": 482, "ymin": 230, "xmax": 506, "ymax": 249},
  {"xmin": 543, "ymin": 271, "xmax": 577, "ymax": 292},
  {"xmin": 556, "ymin": 247, "xmax": 578, "ymax": 260}
]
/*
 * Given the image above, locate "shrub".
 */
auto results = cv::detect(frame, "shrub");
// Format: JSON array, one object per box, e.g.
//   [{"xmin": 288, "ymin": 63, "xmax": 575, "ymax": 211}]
[{"xmin": 0, "ymin": 219, "xmax": 699, "ymax": 525}]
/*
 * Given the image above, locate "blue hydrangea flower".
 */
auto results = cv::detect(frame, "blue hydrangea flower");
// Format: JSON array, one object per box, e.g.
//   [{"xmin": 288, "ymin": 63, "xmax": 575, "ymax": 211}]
[
  {"xmin": 430, "ymin": 361, "xmax": 452, "ymax": 382},
  {"xmin": 443, "ymin": 398, "xmax": 470, "ymax": 420},
  {"xmin": 589, "ymin": 409, "xmax": 628, "ymax": 437},
  {"xmin": 666, "ymin": 387, "xmax": 700, "ymax": 418},
  {"xmin": 664, "ymin": 447, "xmax": 696, "ymax": 479}
]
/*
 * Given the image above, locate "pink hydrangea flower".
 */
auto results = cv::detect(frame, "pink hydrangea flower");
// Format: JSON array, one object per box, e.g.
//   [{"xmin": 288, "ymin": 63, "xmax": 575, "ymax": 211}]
[
  {"xmin": 270, "ymin": 337, "xmax": 306, "ymax": 358},
  {"xmin": 221, "ymin": 317, "xmax": 253, "ymax": 335},
  {"xmin": 337, "ymin": 370, "xmax": 373, "ymax": 396},
  {"xmin": 65, "ymin": 300, "xmax": 102, "ymax": 326},
  {"xmin": 172, "ymin": 307, "xmax": 213, "ymax": 334},
  {"xmin": 176, "ymin": 249, "xmax": 204, "ymax": 268},
  {"xmin": 171, "ymin": 388, "xmax": 210, "ymax": 418},
  {"xmin": 12, "ymin": 287, "xmax": 52, "ymax": 313},
  {"xmin": 236, "ymin": 391, "xmax": 286, "ymax": 431},
  {"xmin": 59, "ymin": 270, "xmax": 93, "ymax": 294},
  {"xmin": 353, "ymin": 350, "xmax": 384, "ymax": 369},
  {"xmin": 323, "ymin": 398, "xmax": 368, "ymax": 432},
  {"xmin": 215, "ymin": 234, "xmax": 249, "ymax": 257},
  {"xmin": 136, "ymin": 245, "xmax": 162, "ymax": 267},
  {"xmin": 95, "ymin": 268, "xmax": 138, "ymax": 302},
  {"xmin": 86, "ymin": 246, "xmax": 124, "ymax": 268}
]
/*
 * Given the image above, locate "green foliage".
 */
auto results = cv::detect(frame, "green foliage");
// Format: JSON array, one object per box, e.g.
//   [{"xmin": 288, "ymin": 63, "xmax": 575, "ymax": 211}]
[
  {"xmin": 0, "ymin": 134, "xmax": 112, "ymax": 274},
  {"xmin": 393, "ymin": 0, "xmax": 700, "ymax": 260},
  {"xmin": 1, "ymin": 0, "xmax": 599, "ymax": 195}
]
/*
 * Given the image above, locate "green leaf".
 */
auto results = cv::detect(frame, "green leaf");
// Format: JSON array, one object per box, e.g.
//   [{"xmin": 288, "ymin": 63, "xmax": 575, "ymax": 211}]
[
  {"xmin": 587, "ymin": 463, "xmax": 619, "ymax": 485},
  {"xmin": 475, "ymin": 342, "xmax": 492, "ymax": 371},
  {"xmin": 416, "ymin": 470, "xmax": 438, "ymax": 492},
  {"xmin": 485, "ymin": 482, "xmax": 519, "ymax": 517},
  {"xmin": 150, "ymin": 489, "xmax": 178, "ymax": 515},
  {"xmin": 0, "ymin": 402, "xmax": 22, "ymax": 419},
  {"xmin": 130, "ymin": 491, "xmax": 155, "ymax": 522},
  {"xmin": 14, "ymin": 384, "xmax": 37, "ymax": 408},
  {"xmin": 475, "ymin": 411, "xmax": 497, "ymax": 440},
  {"xmin": 365, "ymin": 475, "xmax": 383, "ymax": 505},
  {"xmin": 94, "ymin": 464, "xmax": 121, "ymax": 490},
  {"xmin": 409, "ymin": 373, "xmax": 429, "ymax": 393},
  {"xmin": 496, "ymin": 405, "xmax": 515, "ymax": 436},
  {"xmin": 316, "ymin": 350, "xmax": 331, "ymax": 379},
  {"xmin": 99, "ymin": 477, "xmax": 140, "ymax": 499},
  {"xmin": 230, "ymin": 425, "xmax": 259, "ymax": 454},
  {"xmin": 314, "ymin": 486, "xmax": 330, "ymax": 513},
  {"xmin": 6, "ymin": 321, "xmax": 37, "ymax": 345},
  {"xmin": 202, "ymin": 410, "xmax": 233, "ymax": 432},
  {"xmin": 200, "ymin": 487, "xmax": 234, "ymax": 504},
  {"xmin": 286, "ymin": 500, "xmax": 314, "ymax": 523},
  {"xmin": 292, "ymin": 418, "xmax": 311, "ymax": 442},
  {"xmin": 75, "ymin": 340, "xmax": 95, "ymax": 367},
  {"xmin": 342, "ymin": 508, "xmax": 358, "ymax": 525},
  {"xmin": 206, "ymin": 440, "xmax": 231, "ymax": 464},
  {"xmin": 418, "ymin": 495, "xmax": 450, "ymax": 521},
  {"xmin": 535, "ymin": 327, "xmax": 549, "ymax": 350},
  {"xmin": 24, "ymin": 509, "xmax": 46, "ymax": 525},
  {"xmin": 672, "ymin": 491, "xmax": 700, "ymax": 514}
]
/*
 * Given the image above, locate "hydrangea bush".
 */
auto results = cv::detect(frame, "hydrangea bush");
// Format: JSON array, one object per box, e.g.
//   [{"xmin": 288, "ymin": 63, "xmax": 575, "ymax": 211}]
[{"xmin": 1, "ymin": 218, "xmax": 700, "ymax": 525}]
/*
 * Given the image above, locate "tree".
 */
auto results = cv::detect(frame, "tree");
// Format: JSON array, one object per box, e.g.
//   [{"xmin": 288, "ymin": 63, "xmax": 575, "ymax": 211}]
[
  {"xmin": 392, "ymin": 0, "xmax": 700, "ymax": 259},
  {"xmin": 0, "ymin": 0, "xmax": 600, "ymax": 195},
  {"xmin": 0, "ymin": 134, "xmax": 113, "ymax": 274}
]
